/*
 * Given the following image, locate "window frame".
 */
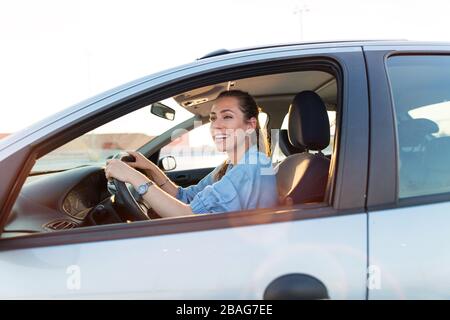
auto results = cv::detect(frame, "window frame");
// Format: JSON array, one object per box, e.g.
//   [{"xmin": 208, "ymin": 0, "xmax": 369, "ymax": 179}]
[
  {"xmin": 365, "ymin": 46, "xmax": 450, "ymax": 210},
  {"xmin": 0, "ymin": 48, "xmax": 369, "ymax": 250}
]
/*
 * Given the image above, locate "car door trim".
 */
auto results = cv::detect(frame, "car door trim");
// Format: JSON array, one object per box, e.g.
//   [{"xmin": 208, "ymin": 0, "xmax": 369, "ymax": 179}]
[
  {"xmin": 364, "ymin": 49, "xmax": 398, "ymax": 209},
  {"xmin": 364, "ymin": 47, "xmax": 450, "ymax": 210},
  {"xmin": 0, "ymin": 204, "xmax": 364, "ymax": 251}
]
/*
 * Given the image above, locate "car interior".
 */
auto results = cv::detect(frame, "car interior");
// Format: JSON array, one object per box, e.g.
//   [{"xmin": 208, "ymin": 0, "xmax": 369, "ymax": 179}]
[
  {"xmin": 2, "ymin": 69, "xmax": 339, "ymax": 238},
  {"xmin": 397, "ymin": 113, "xmax": 450, "ymax": 198}
]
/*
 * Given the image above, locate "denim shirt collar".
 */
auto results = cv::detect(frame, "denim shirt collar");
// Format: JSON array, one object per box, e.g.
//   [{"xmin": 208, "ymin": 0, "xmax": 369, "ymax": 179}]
[{"xmin": 226, "ymin": 144, "xmax": 261, "ymax": 168}]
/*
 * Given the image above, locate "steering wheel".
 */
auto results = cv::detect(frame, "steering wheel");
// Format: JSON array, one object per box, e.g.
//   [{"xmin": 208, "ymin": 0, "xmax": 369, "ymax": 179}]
[{"xmin": 108, "ymin": 153, "xmax": 150, "ymax": 221}]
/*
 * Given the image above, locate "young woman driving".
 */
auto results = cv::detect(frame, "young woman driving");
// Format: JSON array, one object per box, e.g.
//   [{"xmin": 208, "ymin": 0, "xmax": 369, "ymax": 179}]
[{"xmin": 104, "ymin": 90, "xmax": 278, "ymax": 218}]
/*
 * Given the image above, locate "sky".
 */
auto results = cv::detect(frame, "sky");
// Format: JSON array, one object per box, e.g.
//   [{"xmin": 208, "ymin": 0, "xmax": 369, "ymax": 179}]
[{"xmin": 2, "ymin": 0, "xmax": 450, "ymax": 134}]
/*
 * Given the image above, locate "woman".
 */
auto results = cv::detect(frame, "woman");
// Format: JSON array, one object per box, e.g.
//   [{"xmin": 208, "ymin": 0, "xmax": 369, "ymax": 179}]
[{"xmin": 105, "ymin": 90, "xmax": 278, "ymax": 218}]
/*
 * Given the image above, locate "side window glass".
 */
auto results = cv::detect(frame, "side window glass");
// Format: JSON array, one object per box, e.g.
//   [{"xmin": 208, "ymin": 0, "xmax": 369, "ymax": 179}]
[
  {"xmin": 387, "ymin": 55, "xmax": 450, "ymax": 198},
  {"xmin": 159, "ymin": 123, "xmax": 227, "ymax": 172},
  {"xmin": 31, "ymin": 99, "xmax": 193, "ymax": 173},
  {"xmin": 323, "ymin": 110, "xmax": 336, "ymax": 155}
]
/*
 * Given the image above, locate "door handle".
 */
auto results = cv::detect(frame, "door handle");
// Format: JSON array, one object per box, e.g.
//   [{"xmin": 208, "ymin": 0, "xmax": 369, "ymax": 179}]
[{"xmin": 263, "ymin": 274, "xmax": 329, "ymax": 300}]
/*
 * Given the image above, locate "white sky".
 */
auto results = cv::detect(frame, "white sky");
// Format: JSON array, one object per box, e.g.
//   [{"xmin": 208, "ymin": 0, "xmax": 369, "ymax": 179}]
[{"xmin": 2, "ymin": 0, "xmax": 450, "ymax": 134}]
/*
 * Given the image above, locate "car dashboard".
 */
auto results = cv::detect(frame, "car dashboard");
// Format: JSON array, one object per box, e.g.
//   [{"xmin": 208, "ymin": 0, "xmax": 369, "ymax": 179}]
[{"xmin": 3, "ymin": 166, "xmax": 110, "ymax": 237}]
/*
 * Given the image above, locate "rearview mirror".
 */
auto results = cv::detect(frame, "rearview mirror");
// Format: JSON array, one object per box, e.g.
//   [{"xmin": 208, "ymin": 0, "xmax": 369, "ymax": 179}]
[{"xmin": 150, "ymin": 102, "xmax": 175, "ymax": 121}]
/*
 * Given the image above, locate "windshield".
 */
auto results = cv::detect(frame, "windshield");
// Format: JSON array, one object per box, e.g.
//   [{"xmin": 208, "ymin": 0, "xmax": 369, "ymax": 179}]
[{"xmin": 31, "ymin": 98, "xmax": 194, "ymax": 173}]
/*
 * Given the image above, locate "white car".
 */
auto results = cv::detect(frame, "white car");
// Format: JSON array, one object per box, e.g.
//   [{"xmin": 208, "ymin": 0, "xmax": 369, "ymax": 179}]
[{"xmin": 0, "ymin": 40, "xmax": 449, "ymax": 299}]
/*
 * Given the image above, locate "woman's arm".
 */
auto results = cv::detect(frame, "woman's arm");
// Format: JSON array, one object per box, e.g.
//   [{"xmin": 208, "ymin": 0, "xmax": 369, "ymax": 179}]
[
  {"xmin": 125, "ymin": 151, "xmax": 179, "ymax": 197},
  {"xmin": 130, "ymin": 174, "xmax": 194, "ymax": 218},
  {"xmin": 105, "ymin": 159, "xmax": 194, "ymax": 218}
]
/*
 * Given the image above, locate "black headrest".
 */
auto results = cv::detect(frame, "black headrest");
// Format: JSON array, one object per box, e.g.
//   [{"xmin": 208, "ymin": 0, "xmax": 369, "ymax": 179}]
[
  {"xmin": 288, "ymin": 91, "xmax": 330, "ymax": 151},
  {"xmin": 397, "ymin": 118, "xmax": 439, "ymax": 147},
  {"xmin": 279, "ymin": 129, "xmax": 305, "ymax": 156}
]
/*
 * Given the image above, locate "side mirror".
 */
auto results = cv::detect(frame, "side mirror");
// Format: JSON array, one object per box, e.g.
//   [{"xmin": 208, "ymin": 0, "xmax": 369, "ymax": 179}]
[
  {"xmin": 150, "ymin": 102, "xmax": 175, "ymax": 121},
  {"xmin": 158, "ymin": 155, "xmax": 176, "ymax": 171}
]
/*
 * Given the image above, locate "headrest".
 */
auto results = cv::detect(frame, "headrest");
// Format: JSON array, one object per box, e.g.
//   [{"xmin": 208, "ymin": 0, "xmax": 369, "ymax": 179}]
[
  {"xmin": 288, "ymin": 91, "xmax": 330, "ymax": 151},
  {"xmin": 397, "ymin": 118, "xmax": 439, "ymax": 147},
  {"xmin": 279, "ymin": 129, "xmax": 305, "ymax": 156}
]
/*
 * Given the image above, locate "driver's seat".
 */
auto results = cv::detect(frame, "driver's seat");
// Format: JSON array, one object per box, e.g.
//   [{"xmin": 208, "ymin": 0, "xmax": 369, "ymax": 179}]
[{"xmin": 275, "ymin": 91, "xmax": 331, "ymax": 205}]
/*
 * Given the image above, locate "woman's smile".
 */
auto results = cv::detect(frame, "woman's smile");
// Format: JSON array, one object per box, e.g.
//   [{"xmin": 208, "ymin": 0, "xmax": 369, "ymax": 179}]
[{"xmin": 213, "ymin": 133, "xmax": 230, "ymax": 142}]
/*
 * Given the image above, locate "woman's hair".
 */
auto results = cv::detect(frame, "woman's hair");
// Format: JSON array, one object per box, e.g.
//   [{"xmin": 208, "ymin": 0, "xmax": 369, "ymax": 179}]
[{"xmin": 213, "ymin": 90, "xmax": 271, "ymax": 181}]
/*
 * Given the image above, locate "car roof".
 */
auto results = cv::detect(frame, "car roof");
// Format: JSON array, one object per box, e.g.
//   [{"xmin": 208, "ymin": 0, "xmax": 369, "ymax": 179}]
[
  {"xmin": 3, "ymin": 39, "xmax": 450, "ymax": 155},
  {"xmin": 199, "ymin": 39, "xmax": 450, "ymax": 59}
]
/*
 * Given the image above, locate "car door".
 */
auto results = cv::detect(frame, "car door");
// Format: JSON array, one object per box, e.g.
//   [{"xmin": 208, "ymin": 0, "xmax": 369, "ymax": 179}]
[
  {"xmin": 365, "ymin": 45, "xmax": 450, "ymax": 299},
  {"xmin": 0, "ymin": 44, "xmax": 370, "ymax": 299}
]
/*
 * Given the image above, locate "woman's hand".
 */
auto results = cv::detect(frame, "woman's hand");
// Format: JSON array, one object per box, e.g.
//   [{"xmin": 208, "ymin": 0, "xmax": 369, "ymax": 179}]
[
  {"xmin": 121, "ymin": 150, "xmax": 178, "ymax": 196},
  {"xmin": 105, "ymin": 159, "xmax": 149, "ymax": 187},
  {"xmin": 124, "ymin": 150, "xmax": 157, "ymax": 171}
]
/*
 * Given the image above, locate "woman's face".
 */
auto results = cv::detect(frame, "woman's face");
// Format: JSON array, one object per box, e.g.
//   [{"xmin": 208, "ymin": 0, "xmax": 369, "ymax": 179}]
[{"xmin": 209, "ymin": 96, "xmax": 256, "ymax": 153}]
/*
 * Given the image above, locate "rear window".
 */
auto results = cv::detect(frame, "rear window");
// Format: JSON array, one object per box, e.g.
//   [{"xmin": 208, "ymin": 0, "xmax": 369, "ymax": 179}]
[{"xmin": 387, "ymin": 55, "xmax": 450, "ymax": 198}]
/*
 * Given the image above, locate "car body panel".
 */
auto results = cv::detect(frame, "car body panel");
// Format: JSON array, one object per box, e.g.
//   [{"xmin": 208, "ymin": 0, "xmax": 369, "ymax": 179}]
[
  {"xmin": 0, "ymin": 214, "xmax": 367, "ymax": 299},
  {"xmin": 368, "ymin": 203, "xmax": 450, "ymax": 299},
  {"xmin": 364, "ymin": 45, "xmax": 450, "ymax": 299}
]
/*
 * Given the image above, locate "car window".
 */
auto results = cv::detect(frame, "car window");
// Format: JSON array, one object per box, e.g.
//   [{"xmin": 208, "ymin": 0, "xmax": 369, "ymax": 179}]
[
  {"xmin": 159, "ymin": 122, "xmax": 228, "ymax": 171},
  {"xmin": 31, "ymin": 99, "xmax": 194, "ymax": 173},
  {"xmin": 387, "ymin": 55, "xmax": 450, "ymax": 198}
]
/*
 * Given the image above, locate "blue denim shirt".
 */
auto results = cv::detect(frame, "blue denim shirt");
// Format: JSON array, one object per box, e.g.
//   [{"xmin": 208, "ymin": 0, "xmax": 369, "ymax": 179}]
[{"xmin": 176, "ymin": 145, "xmax": 278, "ymax": 214}]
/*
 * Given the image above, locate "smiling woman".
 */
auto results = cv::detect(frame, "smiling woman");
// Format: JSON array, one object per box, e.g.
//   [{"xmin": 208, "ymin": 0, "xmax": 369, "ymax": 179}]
[{"xmin": 103, "ymin": 89, "xmax": 278, "ymax": 219}]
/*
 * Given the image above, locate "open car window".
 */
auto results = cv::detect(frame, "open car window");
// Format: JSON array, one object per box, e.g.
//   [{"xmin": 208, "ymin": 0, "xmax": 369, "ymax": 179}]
[
  {"xmin": 4, "ymin": 65, "xmax": 343, "ymax": 241},
  {"xmin": 31, "ymin": 98, "xmax": 194, "ymax": 174}
]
